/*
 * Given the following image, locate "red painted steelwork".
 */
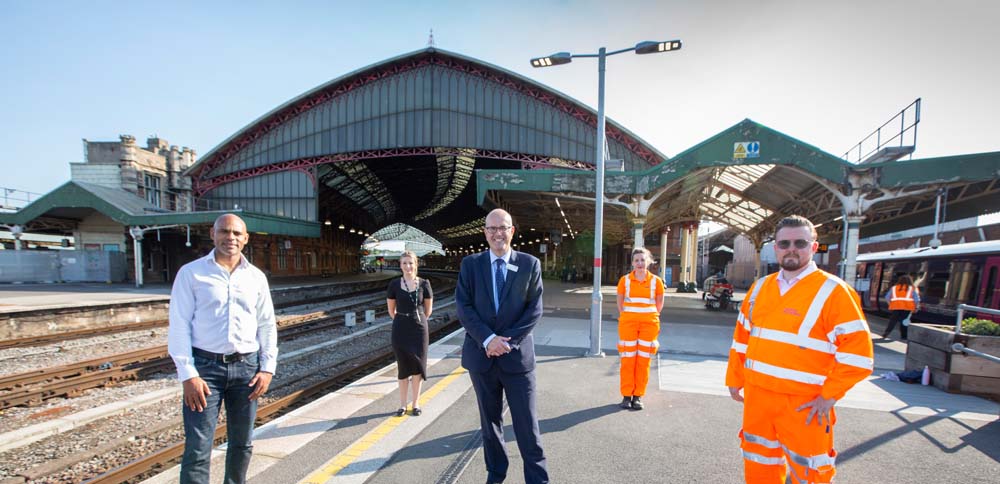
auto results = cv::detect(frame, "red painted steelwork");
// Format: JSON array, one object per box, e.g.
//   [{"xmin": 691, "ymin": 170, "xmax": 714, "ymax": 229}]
[
  {"xmin": 192, "ymin": 51, "xmax": 661, "ymax": 185},
  {"xmin": 194, "ymin": 147, "xmax": 593, "ymax": 196}
]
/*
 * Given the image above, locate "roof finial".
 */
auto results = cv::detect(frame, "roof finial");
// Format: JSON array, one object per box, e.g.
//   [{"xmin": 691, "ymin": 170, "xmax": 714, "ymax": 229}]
[{"xmin": 427, "ymin": 28, "xmax": 435, "ymax": 47}]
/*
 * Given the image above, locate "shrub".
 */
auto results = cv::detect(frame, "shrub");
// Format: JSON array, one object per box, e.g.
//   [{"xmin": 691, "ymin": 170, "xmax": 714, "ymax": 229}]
[{"xmin": 962, "ymin": 317, "xmax": 1000, "ymax": 336}]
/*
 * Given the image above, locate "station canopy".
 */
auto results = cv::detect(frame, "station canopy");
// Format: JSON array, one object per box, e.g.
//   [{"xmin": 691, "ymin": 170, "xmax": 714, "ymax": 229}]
[
  {"xmin": 183, "ymin": 48, "xmax": 667, "ymax": 249},
  {"xmin": 478, "ymin": 119, "xmax": 1000, "ymax": 245}
]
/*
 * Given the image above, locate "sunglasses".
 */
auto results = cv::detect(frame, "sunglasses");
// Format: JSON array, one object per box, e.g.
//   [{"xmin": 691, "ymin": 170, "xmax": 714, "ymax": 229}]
[{"xmin": 776, "ymin": 239, "xmax": 812, "ymax": 250}]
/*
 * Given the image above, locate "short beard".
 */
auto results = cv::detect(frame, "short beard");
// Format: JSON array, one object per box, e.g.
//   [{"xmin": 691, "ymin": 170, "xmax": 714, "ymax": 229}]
[{"xmin": 780, "ymin": 256, "xmax": 806, "ymax": 272}]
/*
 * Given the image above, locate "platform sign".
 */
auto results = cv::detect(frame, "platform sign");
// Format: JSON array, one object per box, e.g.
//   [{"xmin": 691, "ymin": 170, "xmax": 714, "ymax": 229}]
[
  {"xmin": 733, "ymin": 141, "xmax": 760, "ymax": 159},
  {"xmin": 539, "ymin": 243, "xmax": 547, "ymax": 254}
]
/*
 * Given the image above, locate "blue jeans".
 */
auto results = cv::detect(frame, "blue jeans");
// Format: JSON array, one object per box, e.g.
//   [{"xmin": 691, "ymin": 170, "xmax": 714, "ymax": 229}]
[{"xmin": 180, "ymin": 351, "xmax": 259, "ymax": 484}]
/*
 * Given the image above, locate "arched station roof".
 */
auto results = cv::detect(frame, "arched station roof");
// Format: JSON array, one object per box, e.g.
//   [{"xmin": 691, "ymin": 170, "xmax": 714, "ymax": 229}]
[
  {"xmin": 479, "ymin": 119, "xmax": 1000, "ymax": 245},
  {"xmin": 185, "ymin": 48, "xmax": 668, "ymax": 246}
]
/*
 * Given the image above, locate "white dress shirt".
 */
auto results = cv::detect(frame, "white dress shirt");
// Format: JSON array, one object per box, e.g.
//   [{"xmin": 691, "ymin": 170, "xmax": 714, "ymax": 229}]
[
  {"xmin": 483, "ymin": 250, "xmax": 512, "ymax": 349},
  {"xmin": 168, "ymin": 250, "xmax": 278, "ymax": 382},
  {"xmin": 776, "ymin": 260, "xmax": 818, "ymax": 296}
]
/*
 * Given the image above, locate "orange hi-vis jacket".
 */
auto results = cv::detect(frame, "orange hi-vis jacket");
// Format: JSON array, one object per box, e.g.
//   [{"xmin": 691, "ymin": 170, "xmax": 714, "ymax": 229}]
[
  {"xmin": 726, "ymin": 269, "xmax": 874, "ymax": 401},
  {"xmin": 888, "ymin": 284, "xmax": 917, "ymax": 312},
  {"xmin": 618, "ymin": 272, "xmax": 665, "ymax": 325}
]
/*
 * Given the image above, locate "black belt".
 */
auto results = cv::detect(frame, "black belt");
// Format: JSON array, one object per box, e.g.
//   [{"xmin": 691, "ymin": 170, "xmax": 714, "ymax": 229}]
[
  {"xmin": 193, "ymin": 347, "xmax": 255, "ymax": 363},
  {"xmin": 396, "ymin": 312, "xmax": 421, "ymax": 319}
]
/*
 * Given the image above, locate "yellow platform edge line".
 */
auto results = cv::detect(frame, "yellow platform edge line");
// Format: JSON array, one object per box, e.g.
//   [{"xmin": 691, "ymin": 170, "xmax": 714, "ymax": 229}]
[{"xmin": 297, "ymin": 365, "xmax": 469, "ymax": 484}]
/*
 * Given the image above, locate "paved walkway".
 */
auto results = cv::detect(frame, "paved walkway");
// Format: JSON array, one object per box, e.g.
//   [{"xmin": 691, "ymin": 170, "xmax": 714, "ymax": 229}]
[{"xmin": 142, "ymin": 280, "xmax": 999, "ymax": 484}]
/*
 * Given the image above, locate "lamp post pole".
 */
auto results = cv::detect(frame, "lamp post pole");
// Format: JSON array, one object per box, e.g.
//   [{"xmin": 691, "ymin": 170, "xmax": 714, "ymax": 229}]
[
  {"xmin": 589, "ymin": 47, "xmax": 607, "ymax": 357},
  {"xmin": 530, "ymin": 39, "xmax": 682, "ymax": 358}
]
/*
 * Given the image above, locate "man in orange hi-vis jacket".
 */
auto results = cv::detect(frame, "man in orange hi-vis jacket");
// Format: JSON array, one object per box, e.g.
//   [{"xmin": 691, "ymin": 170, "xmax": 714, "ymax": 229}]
[
  {"xmin": 726, "ymin": 215, "xmax": 873, "ymax": 483},
  {"xmin": 616, "ymin": 247, "xmax": 665, "ymax": 411}
]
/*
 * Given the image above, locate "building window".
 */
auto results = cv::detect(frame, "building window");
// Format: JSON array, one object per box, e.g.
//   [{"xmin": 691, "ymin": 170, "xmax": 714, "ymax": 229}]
[
  {"xmin": 278, "ymin": 247, "xmax": 287, "ymax": 270},
  {"xmin": 144, "ymin": 173, "xmax": 162, "ymax": 208}
]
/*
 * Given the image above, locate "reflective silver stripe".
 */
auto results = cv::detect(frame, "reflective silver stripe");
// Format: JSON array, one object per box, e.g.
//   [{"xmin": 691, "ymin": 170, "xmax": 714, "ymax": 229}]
[
  {"xmin": 619, "ymin": 339, "xmax": 638, "ymax": 347},
  {"xmin": 783, "ymin": 444, "xmax": 836, "ymax": 470},
  {"xmin": 796, "ymin": 277, "xmax": 840, "ymax": 339},
  {"xmin": 730, "ymin": 341, "xmax": 748, "ymax": 354},
  {"xmin": 625, "ymin": 297, "xmax": 655, "ymax": 304},
  {"xmin": 737, "ymin": 312, "xmax": 752, "ymax": 331},
  {"xmin": 751, "ymin": 327, "xmax": 837, "ymax": 354},
  {"xmin": 624, "ymin": 275, "xmax": 659, "ymax": 304},
  {"xmin": 637, "ymin": 350, "xmax": 653, "ymax": 358},
  {"xmin": 743, "ymin": 431, "xmax": 781, "ymax": 449},
  {"xmin": 624, "ymin": 306, "xmax": 658, "ymax": 313},
  {"xmin": 747, "ymin": 276, "xmax": 768, "ymax": 326},
  {"xmin": 826, "ymin": 319, "xmax": 869, "ymax": 343},
  {"xmin": 745, "ymin": 358, "xmax": 827, "ymax": 385},
  {"xmin": 620, "ymin": 351, "xmax": 637, "ymax": 357},
  {"xmin": 835, "ymin": 352, "xmax": 874, "ymax": 369},
  {"xmin": 787, "ymin": 463, "xmax": 808, "ymax": 484},
  {"xmin": 891, "ymin": 286, "xmax": 913, "ymax": 302},
  {"xmin": 637, "ymin": 338, "xmax": 655, "ymax": 346},
  {"xmin": 742, "ymin": 450, "xmax": 785, "ymax": 466}
]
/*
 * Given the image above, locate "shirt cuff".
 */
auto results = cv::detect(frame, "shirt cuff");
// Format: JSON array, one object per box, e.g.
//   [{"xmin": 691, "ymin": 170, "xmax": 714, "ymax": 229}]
[
  {"xmin": 483, "ymin": 333, "xmax": 497, "ymax": 349},
  {"xmin": 260, "ymin": 358, "xmax": 277, "ymax": 375},
  {"xmin": 177, "ymin": 364, "xmax": 199, "ymax": 383}
]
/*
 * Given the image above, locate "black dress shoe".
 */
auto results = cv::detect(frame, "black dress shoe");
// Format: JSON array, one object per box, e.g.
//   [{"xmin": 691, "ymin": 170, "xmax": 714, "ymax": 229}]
[
  {"xmin": 620, "ymin": 396, "xmax": 632, "ymax": 409},
  {"xmin": 411, "ymin": 407, "xmax": 422, "ymax": 416},
  {"xmin": 631, "ymin": 396, "xmax": 644, "ymax": 410},
  {"xmin": 395, "ymin": 407, "xmax": 406, "ymax": 417}
]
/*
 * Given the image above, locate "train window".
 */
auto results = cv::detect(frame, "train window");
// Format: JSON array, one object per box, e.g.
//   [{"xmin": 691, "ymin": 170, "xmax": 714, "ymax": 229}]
[
  {"xmin": 946, "ymin": 261, "xmax": 980, "ymax": 304},
  {"xmin": 925, "ymin": 272, "xmax": 950, "ymax": 300},
  {"xmin": 985, "ymin": 267, "xmax": 998, "ymax": 308}
]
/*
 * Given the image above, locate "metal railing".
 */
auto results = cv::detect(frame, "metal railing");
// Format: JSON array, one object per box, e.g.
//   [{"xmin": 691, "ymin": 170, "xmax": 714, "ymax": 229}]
[
  {"xmin": 842, "ymin": 98, "xmax": 921, "ymax": 164},
  {"xmin": 952, "ymin": 303, "xmax": 1000, "ymax": 364},
  {"xmin": 0, "ymin": 187, "xmax": 43, "ymax": 212}
]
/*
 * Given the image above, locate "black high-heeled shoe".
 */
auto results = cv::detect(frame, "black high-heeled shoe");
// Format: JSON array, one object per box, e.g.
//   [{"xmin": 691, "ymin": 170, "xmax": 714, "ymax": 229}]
[
  {"xmin": 395, "ymin": 407, "xmax": 406, "ymax": 417},
  {"xmin": 411, "ymin": 407, "xmax": 422, "ymax": 416}
]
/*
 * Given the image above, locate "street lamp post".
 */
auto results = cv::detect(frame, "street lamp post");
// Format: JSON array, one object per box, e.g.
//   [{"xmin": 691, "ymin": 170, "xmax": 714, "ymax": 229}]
[{"xmin": 531, "ymin": 39, "xmax": 682, "ymax": 357}]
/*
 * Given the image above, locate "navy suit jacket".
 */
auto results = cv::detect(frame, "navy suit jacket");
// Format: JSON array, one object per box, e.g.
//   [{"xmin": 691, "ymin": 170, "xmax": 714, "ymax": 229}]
[{"xmin": 456, "ymin": 250, "xmax": 543, "ymax": 373}]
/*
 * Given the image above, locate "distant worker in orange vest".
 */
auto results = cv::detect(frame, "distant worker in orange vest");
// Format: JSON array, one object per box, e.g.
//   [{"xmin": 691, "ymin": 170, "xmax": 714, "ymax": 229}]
[
  {"xmin": 882, "ymin": 275, "xmax": 920, "ymax": 340},
  {"xmin": 726, "ymin": 215, "xmax": 874, "ymax": 483},
  {"xmin": 616, "ymin": 247, "xmax": 665, "ymax": 410}
]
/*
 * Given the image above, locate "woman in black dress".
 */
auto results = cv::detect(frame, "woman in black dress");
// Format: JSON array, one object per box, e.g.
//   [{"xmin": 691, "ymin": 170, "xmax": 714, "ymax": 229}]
[{"xmin": 386, "ymin": 251, "xmax": 433, "ymax": 416}]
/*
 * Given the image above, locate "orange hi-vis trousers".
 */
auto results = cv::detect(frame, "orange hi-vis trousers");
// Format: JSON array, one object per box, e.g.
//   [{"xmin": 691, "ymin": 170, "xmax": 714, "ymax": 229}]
[
  {"xmin": 618, "ymin": 319, "xmax": 659, "ymax": 397},
  {"xmin": 740, "ymin": 384, "xmax": 837, "ymax": 483}
]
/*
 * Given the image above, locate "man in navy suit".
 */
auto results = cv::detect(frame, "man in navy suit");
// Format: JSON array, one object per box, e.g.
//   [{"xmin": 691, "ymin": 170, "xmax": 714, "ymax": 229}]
[{"xmin": 456, "ymin": 208, "xmax": 549, "ymax": 484}]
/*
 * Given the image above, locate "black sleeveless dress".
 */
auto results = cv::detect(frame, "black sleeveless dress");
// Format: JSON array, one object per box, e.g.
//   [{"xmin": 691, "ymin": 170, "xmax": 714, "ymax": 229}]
[{"xmin": 387, "ymin": 277, "xmax": 433, "ymax": 379}]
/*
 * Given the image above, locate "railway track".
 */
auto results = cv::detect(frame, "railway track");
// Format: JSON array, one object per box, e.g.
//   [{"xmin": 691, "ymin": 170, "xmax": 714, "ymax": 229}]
[
  {"xmin": 0, "ymin": 320, "xmax": 166, "ymax": 351},
  {"xmin": 0, "ymin": 284, "xmax": 455, "ymax": 410},
  {"xmin": 0, "ymin": 284, "xmax": 395, "ymax": 351},
  {"xmin": 78, "ymin": 320, "xmax": 461, "ymax": 484}
]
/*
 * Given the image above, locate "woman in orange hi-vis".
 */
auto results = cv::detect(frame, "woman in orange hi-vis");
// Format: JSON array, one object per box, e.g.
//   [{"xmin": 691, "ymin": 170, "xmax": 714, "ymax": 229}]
[
  {"xmin": 727, "ymin": 215, "xmax": 873, "ymax": 483},
  {"xmin": 616, "ymin": 247, "xmax": 665, "ymax": 411},
  {"xmin": 882, "ymin": 275, "xmax": 920, "ymax": 340}
]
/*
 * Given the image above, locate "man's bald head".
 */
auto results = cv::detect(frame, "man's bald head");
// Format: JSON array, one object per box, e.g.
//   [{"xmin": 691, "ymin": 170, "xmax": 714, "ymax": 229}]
[{"xmin": 211, "ymin": 213, "xmax": 249, "ymax": 261}]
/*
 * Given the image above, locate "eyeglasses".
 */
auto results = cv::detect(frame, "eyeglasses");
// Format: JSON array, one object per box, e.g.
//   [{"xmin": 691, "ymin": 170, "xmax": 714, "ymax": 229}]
[
  {"xmin": 485, "ymin": 226, "xmax": 513, "ymax": 234},
  {"xmin": 776, "ymin": 239, "xmax": 812, "ymax": 250}
]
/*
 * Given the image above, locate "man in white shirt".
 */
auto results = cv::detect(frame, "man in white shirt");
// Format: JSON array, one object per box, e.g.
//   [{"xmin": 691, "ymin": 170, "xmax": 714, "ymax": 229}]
[{"xmin": 168, "ymin": 214, "xmax": 277, "ymax": 484}]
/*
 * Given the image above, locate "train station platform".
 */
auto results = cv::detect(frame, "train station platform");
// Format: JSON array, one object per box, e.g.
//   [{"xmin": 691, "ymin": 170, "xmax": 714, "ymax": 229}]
[{"xmin": 143, "ymin": 281, "xmax": 1000, "ymax": 484}]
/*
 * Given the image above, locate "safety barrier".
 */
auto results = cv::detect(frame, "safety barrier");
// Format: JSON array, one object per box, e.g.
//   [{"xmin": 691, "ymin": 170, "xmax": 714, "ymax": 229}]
[{"xmin": 953, "ymin": 304, "xmax": 1000, "ymax": 364}]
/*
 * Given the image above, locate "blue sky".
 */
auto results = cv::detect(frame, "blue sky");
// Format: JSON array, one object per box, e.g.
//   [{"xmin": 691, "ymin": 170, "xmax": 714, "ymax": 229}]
[{"xmin": 2, "ymin": 0, "xmax": 998, "ymax": 195}]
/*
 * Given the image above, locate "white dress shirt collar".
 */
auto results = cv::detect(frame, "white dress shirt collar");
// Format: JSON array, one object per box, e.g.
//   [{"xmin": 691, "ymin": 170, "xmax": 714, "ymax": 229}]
[{"xmin": 777, "ymin": 260, "xmax": 818, "ymax": 295}]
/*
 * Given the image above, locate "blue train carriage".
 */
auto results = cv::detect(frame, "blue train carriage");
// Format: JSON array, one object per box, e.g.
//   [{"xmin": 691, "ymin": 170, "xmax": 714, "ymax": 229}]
[{"xmin": 855, "ymin": 240, "xmax": 1000, "ymax": 325}]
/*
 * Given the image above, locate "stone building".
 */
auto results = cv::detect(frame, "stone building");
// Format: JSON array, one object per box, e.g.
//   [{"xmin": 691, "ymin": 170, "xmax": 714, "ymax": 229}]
[{"xmin": 72, "ymin": 135, "xmax": 194, "ymax": 212}]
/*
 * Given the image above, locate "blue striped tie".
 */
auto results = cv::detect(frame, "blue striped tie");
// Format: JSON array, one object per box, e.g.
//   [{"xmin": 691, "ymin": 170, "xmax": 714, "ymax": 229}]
[{"xmin": 494, "ymin": 259, "xmax": 506, "ymax": 311}]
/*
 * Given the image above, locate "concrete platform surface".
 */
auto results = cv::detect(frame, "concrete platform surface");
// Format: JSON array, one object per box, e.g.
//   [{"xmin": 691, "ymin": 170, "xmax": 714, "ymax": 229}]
[{"xmin": 137, "ymin": 289, "xmax": 999, "ymax": 484}]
